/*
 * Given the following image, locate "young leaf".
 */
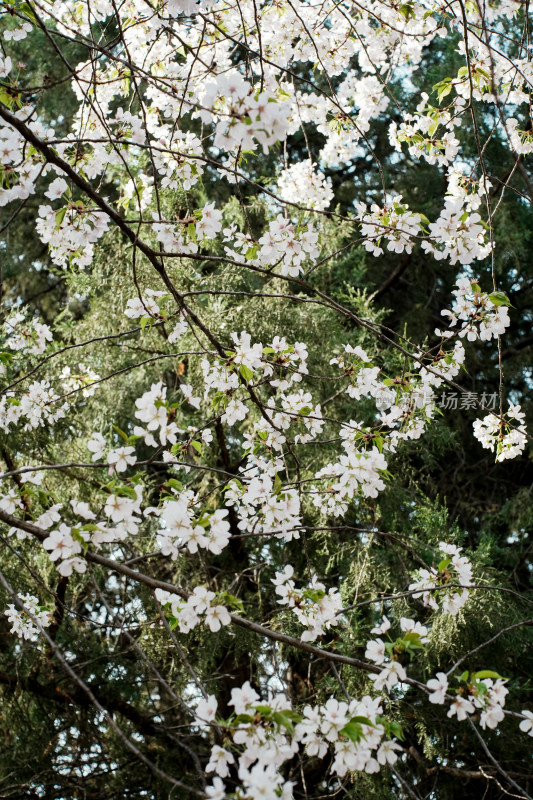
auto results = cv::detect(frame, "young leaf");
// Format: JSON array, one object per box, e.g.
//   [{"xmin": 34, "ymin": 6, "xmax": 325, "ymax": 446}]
[
  {"xmin": 472, "ymin": 670, "xmax": 503, "ymax": 681},
  {"xmin": 340, "ymin": 720, "xmax": 365, "ymax": 743},
  {"xmin": 487, "ymin": 291, "xmax": 512, "ymax": 308},
  {"xmin": 239, "ymin": 364, "xmax": 254, "ymax": 383}
]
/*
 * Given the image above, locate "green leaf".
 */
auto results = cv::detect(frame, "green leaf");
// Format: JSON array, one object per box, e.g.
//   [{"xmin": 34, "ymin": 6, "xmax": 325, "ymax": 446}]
[
  {"xmin": 217, "ymin": 592, "xmax": 244, "ymax": 612},
  {"xmin": 70, "ymin": 528, "xmax": 89, "ymax": 554},
  {"xmin": 140, "ymin": 315, "xmax": 153, "ymax": 333},
  {"xmin": 280, "ymin": 709, "xmax": 302, "ymax": 722},
  {"xmin": 164, "ymin": 478, "xmax": 184, "ymax": 493},
  {"xmin": 190, "ymin": 440, "xmax": 202, "ymax": 454},
  {"xmin": 472, "ymin": 670, "xmax": 503, "ymax": 681},
  {"xmin": 487, "ymin": 291, "xmax": 512, "ymax": 308},
  {"xmin": 340, "ymin": 720, "xmax": 365, "ymax": 743},
  {"xmin": 302, "ymin": 588, "xmax": 326, "ymax": 603},
  {"xmin": 239, "ymin": 364, "xmax": 254, "ymax": 383},
  {"xmin": 272, "ymin": 711, "xmax": 295, "ymax": 733},
  {"xmin": 349, "ymin": 715, "xmax": 375, "ymax": 727},
  {"xmin": 438, "ymin": 557, "xmax": 451, "ymax": 572},
  {"xmin": 402, "ymin": 631, "xmax": 424, "ymax": 646},
  {"xmin": 19, "ymin": 1, "xmax": 37, "ymax": 22},
  {"xmin": 399, "ymin": 3, "xmax": 415, "ymax": 19},
  {"xmin": 55, "ymin": 207, "xmax": 67, "ymax": 227},
  {"xmin": 113, "ymin": 425, "xmax": 129, "ymax": 442},
  {"xmin": 0, "ymin": 89, "xmax": 11, "ymax": 108},
  {"xmin": 389, "ymin": 721, "xmax": 405, "ymax": 740},
  {"xmin": 232, "ymin": 713, "xmax": 255, "ymax": 724},
  {"xmin": 113, "ymin": 485, "xmax": 138, "ymax": 499},
  {"xmin": 438, "ymin": 84, "xmax": 453, "ymax": 103},
  {"xmin": 254, "ymin": 705, "xmax": 272, "ymax": 715}
]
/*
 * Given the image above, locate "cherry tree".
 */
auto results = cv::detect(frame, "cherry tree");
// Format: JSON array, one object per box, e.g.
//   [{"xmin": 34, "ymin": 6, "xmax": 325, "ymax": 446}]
[{"xmin": 0, "ymin": 0, "xmax": 532, "ymax": 797}]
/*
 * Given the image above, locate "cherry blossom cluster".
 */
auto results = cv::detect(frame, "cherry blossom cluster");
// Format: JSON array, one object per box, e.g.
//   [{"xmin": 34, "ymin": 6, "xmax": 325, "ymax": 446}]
[
  {"xmin": 427, "ymin": 670, "xmax": 509, "ymax": 731},
  {"xmin": 245, "ymin": 389, "xmax": 323, "ymax": 459},
  {"xmin": 3, "ymin": 22, "xmax": 32, "ymax": 41},
  {"xmin": 151, "ymin": 131, "xmax": 204, "ymax": 191},
  {"xmin": 262, "ymin": 338, "xmax": 309, "ymax": 391},
  {"xmin": 225, "ymin": 216, "xmax": 320, "ymax": 278},
  {"xmin": 388, "ymin": 88, "xmax": 464, "ymax": 167},
  {"xmin": 60, "ymin": 364, "xmax": 101, "ymax": 399},
  {"xmin": 473, "ymin": 402, "xmax": 527, "ymax": 462},
  {"xmin": 365, "ymin": 616, "xmax": 428, "ymax": 690},
  {"xmin": 272, "ymin": 565, "xmax": 343, "ymax": 642},
  {"xmin": 38, "ymin": 487, "xmax": 144, "ymax": 575},
  {"xmin": 155, "ymin": 587, "xmax": 231, "ymax": 634},
  {"xmin": 157, "ymin": 493, "xmax": 231, "ymax": 558},
  {"xmin": 506, "ymin": 118, "xmax": 533, "ymax": 155},
  {"xmin": 4, "ymin": 593, "xmax": 51, "ymax": 641},
  {"xmin": 154, "ymin": 203, "xmax": 222, "ymax": 255},
  {"xmin": 436, "ymin": 278, "xmax": 511, "ymax": 342},
  {"xmin": 313, "ymin": 439, "xmax": 388, "ymax": 517},
  {"xmin": 124, "ymin": 289, "xmax": 168, "ymax": 321},
  {"xmin": 41, "ymin": 525, "xmax": 86, "ymax": 577},
  {"xmin": 3, "ymin": 312, "xmax": 52, "ymax": 357},
  {"xmin": 87, "ymin": 433, "xmax": 138, "ymax": 474},
  {"xmin": 36, "ymin": 201, "xmax": 110, "ymax": 270},
  {"xmin": 196, "ymin": 682, "xmax": 402, "ymax": 800},
  {"xmin": 226, "ymin": 465, "xmax": 303, "ymax": 542},
  {"xmin": 0, "ymin": 104, "xmax": 55, "ymax": 207},
  {"xmin": 417, "ymin": 340, "xmax": 466, "ymax": 387},
  {"xmin": 408, "ymin": 542, "xmax": 473, "ymax": 614},
  {"xmin": 194, "ymin": 72, "xmax": 292, "ymax": 155},
  {"xmin": 330, "ymin": 344, "xmax": 442, "ymax": 452},
  {"xmin": 422, "ymin": 198, "xmax": 491, "ymax": 266},
  {"xmin": 132, "ymin": 381, "xmax": 184, "ymax": 449},
  {"xmin": 277, "ymin": 160, "xmax": 333, "ymax": 211},
  {"xmin": 203, "ymin": 332, "xmax": 314, "ymax": 434},
  {"xmin": 0, "ymin": 382, "xmax": 69, "ymax": 433},
  {"xmin": 1, "ymin": 491, "xmax": 61, "ymax": 540},
  {"xmin": 356, "ymin": 196, "xmax": 426, "ymax": 257}
]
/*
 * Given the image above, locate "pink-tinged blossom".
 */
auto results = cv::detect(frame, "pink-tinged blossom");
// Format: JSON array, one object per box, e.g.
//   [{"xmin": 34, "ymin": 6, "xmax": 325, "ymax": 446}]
[
  {"xmin": 229, "ymin": 681, "xmax": 260, "ymax": 715},
  {"xmin": 195, "ymin": 695, "xmax": 218, "ymax": 725},
  {"xmin": 519, "ymin": 711, "xmax": 533, "ymax": 737},
  {"xmin": 427, "ymin": 673, "xmax": 448, "ymax": 704},
  {"xmin": 43, "ymin": 524, "xmax": 83, "ymax": 561},
  {"xmin": 447, "ymin": 696, "xmax": 475, "ymax": 721},
  {"xmin": 106, "ymin": 446, "xmax": 137, "ymax": 473}
]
